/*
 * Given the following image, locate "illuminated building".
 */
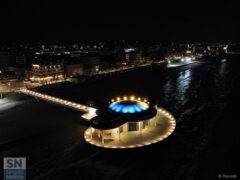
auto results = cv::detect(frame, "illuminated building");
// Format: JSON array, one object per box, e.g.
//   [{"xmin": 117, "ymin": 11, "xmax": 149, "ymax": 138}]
[
  {"xmin": 84, "ymin": 96, "xmax": 176, "ymax": 148},
  {"xmin": 0, "ymin": 51, "xmax": 18, "ymax": 72},
  {"xmin": 125, "ymin": 53, "xmax": 130, "ymax": 62},
  {"xmin": 69, "ymin": 55, "xmax": 100, "ymax": 75},
  {"xmin": 27, "ymin": 63, "xmax": 64, "ymax": 83},
  {"xmin": 19, "ymin": 88, "xmax": 176, "ymax": 149},
  {"xmin": 125, "ymin": 51, "xmax": 142, "ymax": 65},
  {"xmin": 65, "ymin": 63, "xmax": 84, "ymax": 77}
]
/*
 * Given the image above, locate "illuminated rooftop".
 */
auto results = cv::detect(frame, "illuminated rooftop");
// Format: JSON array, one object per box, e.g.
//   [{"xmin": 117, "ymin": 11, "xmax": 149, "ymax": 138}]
[{"xmin": 109, "ymin": 96, "xmax": 149, "ymax": 113}]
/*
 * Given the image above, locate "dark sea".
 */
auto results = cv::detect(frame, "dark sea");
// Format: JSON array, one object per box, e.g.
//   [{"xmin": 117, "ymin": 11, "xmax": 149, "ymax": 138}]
[{"xmin": 0, "ymin": 56, "xmax": 240, "ymax": 180}]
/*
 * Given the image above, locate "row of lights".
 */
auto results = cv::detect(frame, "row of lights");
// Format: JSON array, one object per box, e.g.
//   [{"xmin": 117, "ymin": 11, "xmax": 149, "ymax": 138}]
[
  {"xmin": 84, "ymin": 107, "xmax": 176, "ymax": 149},
  {"xmin": 111, "ymin": 96, "xmax": 149, "ymax": 104},
  {"xmin": 20, "ymin": 89, "xmax": 97, "ymax": 120},
  {"xmin": 99, "ymin": 65, "xmax": 136, "ymax": 75}
]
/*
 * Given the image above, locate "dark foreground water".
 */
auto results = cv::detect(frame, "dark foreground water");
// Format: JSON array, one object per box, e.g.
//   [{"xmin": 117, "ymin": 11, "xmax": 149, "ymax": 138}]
[{"xmin": 0, "ymin": 57, "xmax": 240, "ymax": 180}]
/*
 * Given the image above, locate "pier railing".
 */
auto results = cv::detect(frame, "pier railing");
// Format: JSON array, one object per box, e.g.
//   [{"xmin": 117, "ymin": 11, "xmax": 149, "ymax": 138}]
[{"xmin": 19, "ymin": 89, "xmax": 97, "ymax": 121}]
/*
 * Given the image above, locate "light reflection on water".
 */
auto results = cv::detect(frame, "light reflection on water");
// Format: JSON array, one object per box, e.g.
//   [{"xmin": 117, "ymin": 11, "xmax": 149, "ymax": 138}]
[
  {"xmin": 214, "ymin": 61, "xmax": 232, "ymax": 98},
  {"xmin": 218, "ymin": 61, "xmax": 227, "ymax": 77},
  {"xmin": 162, "ymin": 69, "xmax": 192, "ymax": 107},
  {"xmin": 177, "ymin": 69, "xmax": 191, "ymax": 95}
]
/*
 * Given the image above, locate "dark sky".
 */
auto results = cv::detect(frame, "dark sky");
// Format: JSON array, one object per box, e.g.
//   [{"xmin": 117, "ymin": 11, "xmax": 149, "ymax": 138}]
[{"xmin": 0, "ymin": 0, "xmax": 239, "ymax": 42}]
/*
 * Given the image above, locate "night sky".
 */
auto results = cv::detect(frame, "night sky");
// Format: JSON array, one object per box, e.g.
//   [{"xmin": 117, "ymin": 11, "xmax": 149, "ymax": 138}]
[{"xmin": 0, "ymin": 0, "xmax": 239, "ymax": 42}]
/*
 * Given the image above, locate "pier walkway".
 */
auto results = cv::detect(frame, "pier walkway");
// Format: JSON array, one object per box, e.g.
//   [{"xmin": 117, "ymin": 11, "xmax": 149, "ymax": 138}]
[{"xmin": 19, "ymin": 89, "xmax": 97, "ymax": 120}]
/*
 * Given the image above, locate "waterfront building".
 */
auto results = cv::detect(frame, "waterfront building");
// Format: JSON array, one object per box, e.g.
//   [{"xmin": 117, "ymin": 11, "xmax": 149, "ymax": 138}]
[
  {"xmin": 64, "ymin": 63, "xmax": 84, "ymax": 77},
  {"xmin": 125, "ymin": 52, "xmax": 142, "ymax": 65},
  {"xmin": 84, "ymin": 95, "xmax": 176, "ymax": 148},
  {"xmin": 26, "ymin": 63, "xmax": 64, "ymax": 84}
]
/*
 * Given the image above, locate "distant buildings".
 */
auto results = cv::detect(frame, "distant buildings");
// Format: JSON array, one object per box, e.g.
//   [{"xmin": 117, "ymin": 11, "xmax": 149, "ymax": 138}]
[
  {"xmin": 26, "ymin": 63, "xmax": 64, "ymax": 84},
  {"xmin": 0, "ymin": 41, "xmax": 236, "ymax": 81},
  {"xmin": 125, "ymin": 51, "xmax": 143, "ymax": 65},
  {"xmin": 226, "ymin": 45, "xmax": 240, "ymax": 54},
  {"xmin": 65, "ymin": 63, "xmax": 84, "ymax": 77},
  {"xmin": 0, "ymin": 51, "xmax": 16, "ymax": 72},
  {"xmin": 65, "ymin": 56, "xmax": 100, "ymax": 77},
  {"xmin": 0, "ymin": 50, "xmax": 34, "ymax": 79},
  {"xmin": 24, "ymin": 53, "xmax": 100, "ymax": 83}
]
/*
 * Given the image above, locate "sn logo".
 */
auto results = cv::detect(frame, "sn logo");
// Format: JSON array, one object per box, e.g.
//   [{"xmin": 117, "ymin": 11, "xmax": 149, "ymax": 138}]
[{"xmin": 4, "ymin": 158, "xmax": 26, "ymax": 170}]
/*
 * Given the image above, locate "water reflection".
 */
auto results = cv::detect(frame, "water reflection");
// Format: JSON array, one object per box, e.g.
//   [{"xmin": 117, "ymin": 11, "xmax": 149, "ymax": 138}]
[
  {"xmin": 162, "ymin": 69, "xmax": 192, "ymax": 109},
  {"xmin": 177, "ymin": 69, "xmax": 191, "ymax": 95},
  {"xmin": 163, "ymin": 81, "xmax": 172, "ymax": 94},
  {"xmin": 174, "ymin": 69, "xmax": 192, "ymax": 103},
  {"xmin": 215, "ymin": 61, "xmax": 230, "ymax": 97},
  {"xmin": 218, "ymin": 61, "xmax": 227, "ymax": 77}
]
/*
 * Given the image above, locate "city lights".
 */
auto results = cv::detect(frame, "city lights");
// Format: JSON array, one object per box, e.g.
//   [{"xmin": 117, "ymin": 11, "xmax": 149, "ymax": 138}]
[{"xmin": 0, "ymin": 2, "xmax": 237, "ymax": 178}]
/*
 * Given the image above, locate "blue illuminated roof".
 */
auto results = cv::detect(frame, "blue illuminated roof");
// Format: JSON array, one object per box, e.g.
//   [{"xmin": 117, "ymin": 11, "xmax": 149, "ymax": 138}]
[{"xmin": 109, "ymin": 101, "xmax": 147, "ymax": 113}]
